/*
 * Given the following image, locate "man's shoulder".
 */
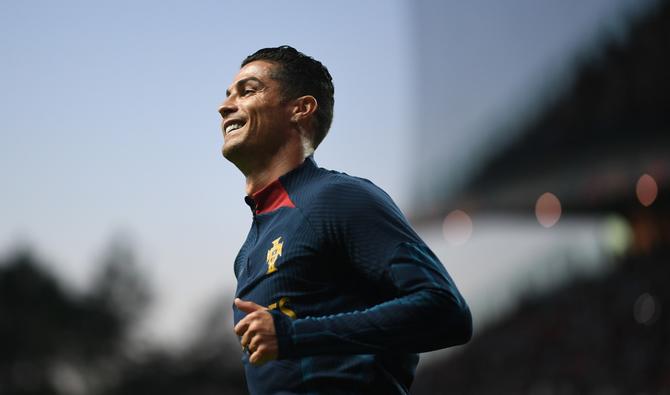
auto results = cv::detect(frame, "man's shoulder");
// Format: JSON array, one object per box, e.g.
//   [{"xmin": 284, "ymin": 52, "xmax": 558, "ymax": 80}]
[
  {"xmin": 310, "ymin": 166, "xmax": 389, "ymax": 201},
  {"xmin": 287, "ymin": 157, "xmax": 384, "ymax": 199},
  {"xmin": 295, "ymin": 165, "xmax": 399, "ymax": 218}
]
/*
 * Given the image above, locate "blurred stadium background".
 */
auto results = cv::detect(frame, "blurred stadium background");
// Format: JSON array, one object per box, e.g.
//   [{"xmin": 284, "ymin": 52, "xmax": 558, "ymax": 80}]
[{"xmin": 1, "ymin": 0, "xmax": 668, "ymax": 394}]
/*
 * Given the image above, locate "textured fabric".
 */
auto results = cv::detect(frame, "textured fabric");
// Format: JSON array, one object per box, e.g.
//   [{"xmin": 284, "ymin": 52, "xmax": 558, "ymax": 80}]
[{"xmin": 232, "ymin": 156, "xmax": 472, "ymax": 394}]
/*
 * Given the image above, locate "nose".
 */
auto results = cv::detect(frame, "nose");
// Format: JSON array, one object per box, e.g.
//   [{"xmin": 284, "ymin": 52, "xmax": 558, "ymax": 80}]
[{"xmin": 218, "ymin": 96, "xmax": 237, "ymax": 119}]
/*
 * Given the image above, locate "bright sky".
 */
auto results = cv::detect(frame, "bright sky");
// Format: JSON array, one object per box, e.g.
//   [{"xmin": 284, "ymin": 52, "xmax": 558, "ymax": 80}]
[
  {"xmin": 0, "ymin": 0, "xmax": 651, "ymax": 343},
  {"xmin": 1, "ymin": 0, "xmax": 413, "ymax": 342}
]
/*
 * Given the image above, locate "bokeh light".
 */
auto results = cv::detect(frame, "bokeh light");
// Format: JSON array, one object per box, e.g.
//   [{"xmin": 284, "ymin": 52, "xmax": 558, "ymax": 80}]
[
  {"xmin": 535, "ymin": 192, "xmax": 561, "ymax": 228},
  {"xmin": 633, "ymin": 293, "xmax": 660, "ymax": 325},
  {"xmin": 442, "ymin": 209, "xmax": 473, "ymax": 246},
  {"xmin": 601, "ymin": 215, "xmax": 633, "ymax": 257},
  {"xmin": 636, "ymin": 174, "xmax": 658, "ymax": 207}
]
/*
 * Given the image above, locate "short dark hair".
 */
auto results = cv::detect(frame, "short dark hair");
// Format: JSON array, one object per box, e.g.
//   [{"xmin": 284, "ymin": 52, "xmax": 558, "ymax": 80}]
[{"xmin": 242, "ymin": 45, "xmax": 334, "ymax": 149}]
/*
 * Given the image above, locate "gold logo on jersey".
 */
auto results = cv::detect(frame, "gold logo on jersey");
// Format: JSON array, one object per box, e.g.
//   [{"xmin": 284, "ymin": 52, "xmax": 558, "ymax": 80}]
[{"xmin": 266, "ymin": 237, "xmax": 283, "ymax": 274}]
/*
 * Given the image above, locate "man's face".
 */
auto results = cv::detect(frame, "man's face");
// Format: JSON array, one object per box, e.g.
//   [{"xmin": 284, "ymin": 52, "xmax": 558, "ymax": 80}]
[{"xmin": 219, "ymin": 60, "xmax": 293, "ymax": 164}]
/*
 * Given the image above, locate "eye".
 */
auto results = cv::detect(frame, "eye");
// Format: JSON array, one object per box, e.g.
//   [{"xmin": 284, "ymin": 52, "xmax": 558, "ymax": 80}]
[{"xmin": 241, "ymin": 88, "xmax": 255, "ymax": 97}]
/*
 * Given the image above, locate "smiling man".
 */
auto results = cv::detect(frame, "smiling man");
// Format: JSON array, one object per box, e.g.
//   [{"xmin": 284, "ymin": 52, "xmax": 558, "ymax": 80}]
[{"xmin": 219, "ymin": 45, "xmax": 472, "ymax": 394}]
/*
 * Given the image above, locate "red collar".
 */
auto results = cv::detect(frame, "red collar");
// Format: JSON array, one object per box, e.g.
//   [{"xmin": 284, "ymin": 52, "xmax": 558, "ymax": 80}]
[{"xmin": 248, "ymin": 179, "xmax": 296, "ymax": 215}]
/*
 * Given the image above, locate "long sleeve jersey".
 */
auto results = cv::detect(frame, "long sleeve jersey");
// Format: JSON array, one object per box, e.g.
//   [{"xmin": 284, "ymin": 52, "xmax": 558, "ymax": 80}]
[{"xmin": 232, "ymin": 156, "xmax": 472, "ymax": 394}]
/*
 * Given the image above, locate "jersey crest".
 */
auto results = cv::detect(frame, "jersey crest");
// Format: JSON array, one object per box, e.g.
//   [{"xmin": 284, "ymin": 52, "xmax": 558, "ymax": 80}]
[{"xmin": 266, "ymin": 237, "xmax": 283, "ymax": 274}]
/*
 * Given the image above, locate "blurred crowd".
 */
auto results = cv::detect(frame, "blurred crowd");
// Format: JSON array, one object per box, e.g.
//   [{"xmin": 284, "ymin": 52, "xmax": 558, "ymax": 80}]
[
  {"xmin": 411, "ymin": 2, "xmax": 669, "ymax": 393},
  {"xmin": 412, "ymin": 246, "xmax": 669, "ymax": 395}
]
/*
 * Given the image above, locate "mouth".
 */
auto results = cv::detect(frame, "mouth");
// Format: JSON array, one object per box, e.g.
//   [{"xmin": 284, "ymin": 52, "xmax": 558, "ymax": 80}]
[{"xmin": 223, "ymin": 119, "xmax": 247, "ymax": 136}]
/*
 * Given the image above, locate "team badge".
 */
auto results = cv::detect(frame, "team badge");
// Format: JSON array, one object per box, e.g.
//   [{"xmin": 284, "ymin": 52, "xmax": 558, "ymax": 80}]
[{"xmin": 266, "ymin": 237, "xmax": 283, "ymax": 274}]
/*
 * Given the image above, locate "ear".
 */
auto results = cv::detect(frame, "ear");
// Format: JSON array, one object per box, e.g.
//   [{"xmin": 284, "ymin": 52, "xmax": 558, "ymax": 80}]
[{"xmin": 290, "ymin": 95, "xmax": 318, "ymax": 123}]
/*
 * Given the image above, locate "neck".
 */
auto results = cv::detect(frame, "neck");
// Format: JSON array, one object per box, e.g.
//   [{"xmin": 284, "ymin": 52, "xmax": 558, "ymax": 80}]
[{"xmin": 244, "ymin": 142, "xmax": 307, "ymax": 196}]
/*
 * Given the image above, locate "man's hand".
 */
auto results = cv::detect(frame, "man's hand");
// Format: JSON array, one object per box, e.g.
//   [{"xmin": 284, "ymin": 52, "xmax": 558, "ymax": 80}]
[{"xmin": 234, "ymin": 298, "xmax": 279, "ymax": 366}]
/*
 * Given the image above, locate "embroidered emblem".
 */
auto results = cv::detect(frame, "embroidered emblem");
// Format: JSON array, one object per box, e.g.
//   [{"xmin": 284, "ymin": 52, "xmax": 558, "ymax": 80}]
[{"xmin": 266, "ymin": 237, "xmax": 283, "ymax": 274}]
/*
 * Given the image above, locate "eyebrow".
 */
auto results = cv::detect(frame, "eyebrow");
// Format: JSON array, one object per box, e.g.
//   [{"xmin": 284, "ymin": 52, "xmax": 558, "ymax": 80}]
[{"xmin": 225, "ymin": 77, "xmax": 263, "ymax": 97}]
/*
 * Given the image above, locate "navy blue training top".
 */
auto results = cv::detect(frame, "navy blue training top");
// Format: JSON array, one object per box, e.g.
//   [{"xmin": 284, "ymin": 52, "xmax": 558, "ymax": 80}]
[{"xmin": 232, "ymin": 156, "xmax": 472, "ymax": 394}]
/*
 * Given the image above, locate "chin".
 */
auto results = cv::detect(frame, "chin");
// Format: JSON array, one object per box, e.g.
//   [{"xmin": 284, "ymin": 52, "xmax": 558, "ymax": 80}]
[
  {"xmin": 222, "ymin": 141, "xmax": 246, "ymax": 163},
  {"xmin": 222, "ymin": 144, "xmax": 235, "ymax": 160}
]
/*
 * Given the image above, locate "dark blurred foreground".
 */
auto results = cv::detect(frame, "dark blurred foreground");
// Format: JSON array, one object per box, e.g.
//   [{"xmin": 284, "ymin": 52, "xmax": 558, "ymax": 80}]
[
  {"xmin": 412, "ymin": 246, "xmax": 670, "ymax": 395},
  {"xmin": 3, "ymin": 246, "xmax": 667, "ymax": 395},
  {"xmin": 0, "ymin": 242, "xmax": 247, "ymax": 395}
]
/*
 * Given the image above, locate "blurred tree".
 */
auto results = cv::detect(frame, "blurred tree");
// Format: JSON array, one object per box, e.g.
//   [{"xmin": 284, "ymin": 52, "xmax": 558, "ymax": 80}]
[
  {"xmin": 107, "ymin": 295, "xmax": 247, "ymax": 395},
  {"xmin": 0, "ymin": 242, "xmax": 247, "ymax": 395},
  {"xmin": 88, "ymin": 235, "xmax": 151, "ymax": 339},
  {"xmin": 0, "ymin": 247, "xmax": 124, "ymax": 394}
]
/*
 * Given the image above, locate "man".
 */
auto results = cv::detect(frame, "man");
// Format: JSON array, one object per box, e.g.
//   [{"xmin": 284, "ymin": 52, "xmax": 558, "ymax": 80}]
[{"xmin": 219, "ymin": 45, "xmax": 472, "ymax": 394}]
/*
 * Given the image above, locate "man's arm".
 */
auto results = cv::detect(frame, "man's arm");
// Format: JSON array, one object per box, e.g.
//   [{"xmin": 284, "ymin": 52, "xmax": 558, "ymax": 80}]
[
  {"xmin": 235, "ymin": 243, "xmax": 471, "ymax": 364},
  {"xmin": 270, "ymin": 241, "xmax": 472, "ymax": 359},
  {"xmin": 235, "ymin": 179, "xmax": 472, "ymax": 363}
]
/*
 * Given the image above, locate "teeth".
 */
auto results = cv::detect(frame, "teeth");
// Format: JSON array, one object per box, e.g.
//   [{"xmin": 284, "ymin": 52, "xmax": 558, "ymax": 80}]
[{"xmin": 225, "ymin": 123, "xmax": 243, "ymax": 134}]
